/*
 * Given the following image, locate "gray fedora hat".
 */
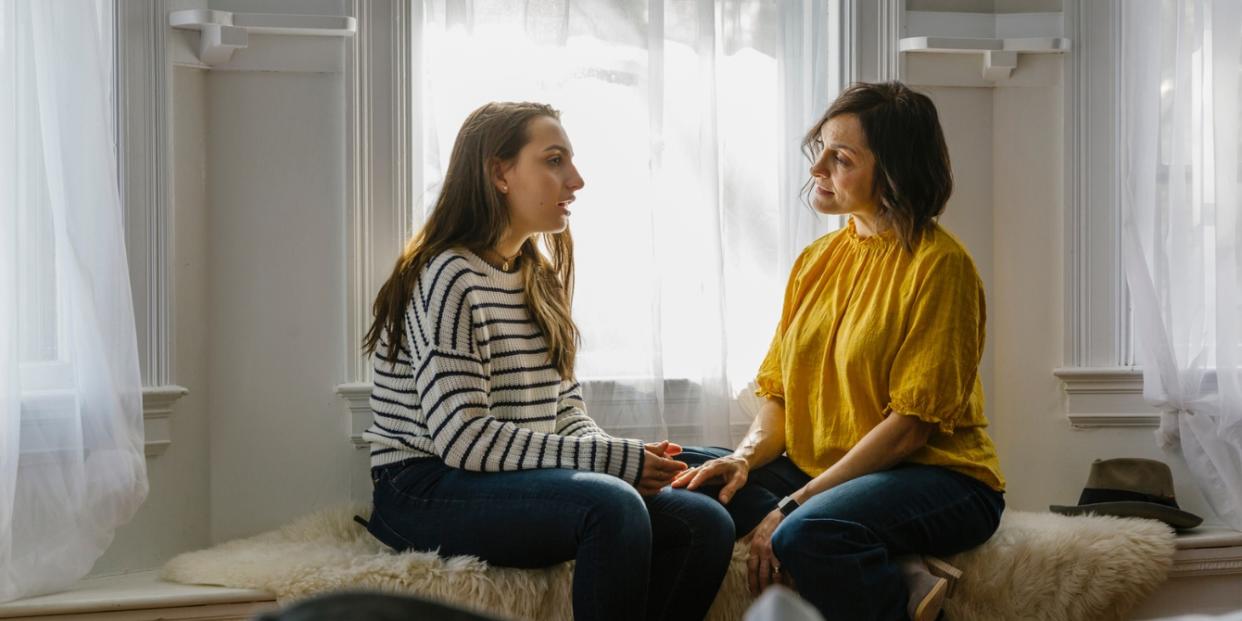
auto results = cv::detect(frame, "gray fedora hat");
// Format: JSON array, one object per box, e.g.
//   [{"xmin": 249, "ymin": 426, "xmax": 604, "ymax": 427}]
[{"xmin": 1049, "ymin": 458, "xmax": 1202, "ymax": 530}]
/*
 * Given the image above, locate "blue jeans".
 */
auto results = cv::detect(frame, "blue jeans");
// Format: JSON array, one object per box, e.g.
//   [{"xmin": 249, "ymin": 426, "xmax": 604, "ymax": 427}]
[
  {"xmin": 367, "ymin": 458, "xmax": 735, "ymax": 621},
  {"xmin": 677, "ymin": 447, "xmax": 1004, "ymax": 621}
]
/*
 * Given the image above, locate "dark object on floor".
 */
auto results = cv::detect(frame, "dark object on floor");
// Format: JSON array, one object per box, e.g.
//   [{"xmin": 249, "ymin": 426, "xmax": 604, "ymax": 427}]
[{"xmin": 253, "ymin": 591, "xmax": 505, "ymax": 621}]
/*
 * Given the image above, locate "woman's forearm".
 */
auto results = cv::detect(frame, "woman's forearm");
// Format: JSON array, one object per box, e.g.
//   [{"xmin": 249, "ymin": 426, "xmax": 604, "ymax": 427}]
[
  {"xmin": 731, "ymin": 397, "xmax": 788, "ymax": 470},
  {"xmin": 791, "ymin": 412, "xmax": 933, "ymax": 504}
]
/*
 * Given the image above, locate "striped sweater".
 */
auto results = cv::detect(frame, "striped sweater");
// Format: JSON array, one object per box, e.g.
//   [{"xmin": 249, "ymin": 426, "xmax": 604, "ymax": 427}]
[{"xmin": 362, "ymin": 248, "xmax": 645, "ymax": 485}]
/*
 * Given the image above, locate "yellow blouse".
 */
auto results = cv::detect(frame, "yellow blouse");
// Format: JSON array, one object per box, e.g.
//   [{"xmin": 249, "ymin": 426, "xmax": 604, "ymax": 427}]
[{"xmin": 756, "ymin": 218, "xmax": 1005, "ymax": 491}]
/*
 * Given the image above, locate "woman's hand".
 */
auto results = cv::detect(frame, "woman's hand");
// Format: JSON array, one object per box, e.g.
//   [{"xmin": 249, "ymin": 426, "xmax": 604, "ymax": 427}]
[
  {"xmin": 645, "ymin": 440, "xmax": 682, "ymax": 458},
  {"xmin": 637, "ymin": 441, "xmax": 687, "ymax": 496},
  {"xmin": 669, "ymin": 454, "xmax": 750, "ymax": 504},
  {"xmin": 747, "ymin": 509, "xmax": 786, "ymax": 595}
]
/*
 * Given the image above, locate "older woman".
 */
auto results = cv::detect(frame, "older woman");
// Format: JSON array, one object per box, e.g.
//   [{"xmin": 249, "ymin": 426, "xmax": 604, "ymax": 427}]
[{"xmin": 672, "ymin": 81, "xmax": 1005, "ymax": 621}]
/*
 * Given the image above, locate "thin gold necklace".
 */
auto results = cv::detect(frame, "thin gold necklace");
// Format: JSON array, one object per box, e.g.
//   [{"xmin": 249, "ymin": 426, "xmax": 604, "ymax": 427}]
[{"xmin": 488, "ymin": 248, "xmax": 521, "ymax": 271}]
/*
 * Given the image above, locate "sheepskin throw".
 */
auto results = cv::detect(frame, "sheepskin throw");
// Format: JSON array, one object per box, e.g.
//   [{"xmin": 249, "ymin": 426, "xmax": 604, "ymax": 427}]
[{"xmin": 162, "ymin": 507, "xmax": 1175, "ymax": 621}]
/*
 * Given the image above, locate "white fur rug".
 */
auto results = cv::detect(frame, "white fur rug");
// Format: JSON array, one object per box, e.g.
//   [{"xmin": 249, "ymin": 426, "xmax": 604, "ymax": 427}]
[{"xmin": 162, "ymin": 507, "xmax": 1174, "ymax": 621}]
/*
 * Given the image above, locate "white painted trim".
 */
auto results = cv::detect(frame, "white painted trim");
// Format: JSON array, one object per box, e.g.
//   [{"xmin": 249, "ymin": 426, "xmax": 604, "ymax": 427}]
[
  {"xmin": 1063, "ymin": 0, "xmax": 1132, "ymax": 369},
  {"xmin": 1053, "ymin": 366, "xmax": 1159, "ymax": 428},
  {"xmin": 0, "ymin": 569, "xmax": 273, "ymax": 618},
  {"xmin": 878, "ymin": 0, "xmax": 903, "ymax": 81},
  {"xmin": 116, "ymin": 0, "xmax": 174, "ymax": 390},
  {"xmin": 142, "ymin": 385, "xmax": 188, "ymax": 457},
  {"xmin": 830, "ymin": 0, "xmax": 858, "ymax": 87},
  {"xmin": 849, "ymin": 0, "xmax": 902, "ymax": 82},
  {"xmin": 1170, "ymin": 546, "xmax": 1242, "ymax": 577},
  {"xmin": 1168, "ymin": 526, "xmax": 1242, "ymax": 577},
  {"xmin": 342, "ymin": 0, "xmax": 415, "ymax": 391},
  {"xmin": 117, "ymin": 1, "xmax": 194, "ymax": 447},
  {"xmin": 899, "ymin": 36, "xmax": 1069, "ymax": 54},
  {"xmin": 168, "ymin": 9, "xmax": 357, "ymax": 68},
  {"xmin": 899, "ymin": 9, "xmax": 1068, "ymax": 82},
  {"xmin": 337, "ymin": 381, "xmax": 372, "ymax": 449}
]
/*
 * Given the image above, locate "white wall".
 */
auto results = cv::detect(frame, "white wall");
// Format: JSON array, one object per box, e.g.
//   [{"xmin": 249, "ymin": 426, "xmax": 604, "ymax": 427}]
[
  {"xmin": 205, "ymin": 67, "xmax": 353, "ymax": 542},
  {"xmin": 96, "ymin": 0, "xmax": 357, "ymax": 574},
  {"xmin": 95, "ymin": 66, "xmax": 214, "ymax": 575},
  {"xmin": 927, "ymin": 86, "xmax": 995, "ymax": 409}
]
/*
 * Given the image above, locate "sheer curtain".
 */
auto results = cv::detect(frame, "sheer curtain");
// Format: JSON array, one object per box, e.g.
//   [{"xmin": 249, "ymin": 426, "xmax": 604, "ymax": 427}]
[
  {"xmin": 1120, "ymin": 0, "xmax": 1242, "ymax": 528},
  {"xmin": 0, "ymin": 0, "xmax": 146, "ymax": 602},
  {"xmin": 415, "ymin": 0, "xmax": 840, "ymax": 447}
]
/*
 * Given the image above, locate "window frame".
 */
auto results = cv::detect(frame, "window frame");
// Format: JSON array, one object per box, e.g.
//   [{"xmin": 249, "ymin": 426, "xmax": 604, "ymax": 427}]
[
  {"xmin": 1054, "ymin": 0, "xmax": 1157, "ymax": 429},
  {"xmin": 336, "ymin": 0, "xmax": 895, "ymax": 446}
]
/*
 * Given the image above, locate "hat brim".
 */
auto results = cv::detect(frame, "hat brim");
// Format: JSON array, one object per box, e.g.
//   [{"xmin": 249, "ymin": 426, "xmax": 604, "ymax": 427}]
[{"xmin": 1049, "ymin": 501, "xmax": 1203, "ymax": 530}]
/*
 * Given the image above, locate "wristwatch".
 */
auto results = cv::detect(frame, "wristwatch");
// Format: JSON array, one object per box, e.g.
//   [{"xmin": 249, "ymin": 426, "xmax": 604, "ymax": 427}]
[{"xmin": 777, "ymin": 495, "xmax": 800, "ymax": 517}]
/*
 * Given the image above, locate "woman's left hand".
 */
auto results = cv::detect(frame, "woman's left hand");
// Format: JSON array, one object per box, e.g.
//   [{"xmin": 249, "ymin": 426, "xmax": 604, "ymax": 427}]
[{"xmin": 747, "ymin": 509, "xmax": 786, "ymax": 595}]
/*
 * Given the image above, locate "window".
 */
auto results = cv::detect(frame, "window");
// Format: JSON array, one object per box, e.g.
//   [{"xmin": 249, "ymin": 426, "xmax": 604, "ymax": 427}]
[
  {"xmin": 7, "ymin": 0, "xmax": 116, "ymax": 455},
  {"xmin": 413, "ymin": 1, "xmax": 842, "ymax": 438}
]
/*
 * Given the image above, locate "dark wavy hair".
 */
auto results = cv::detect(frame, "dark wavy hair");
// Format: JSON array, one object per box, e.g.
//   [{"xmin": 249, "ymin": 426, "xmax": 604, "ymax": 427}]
[{"xmin": 802, "ymin": 81, "xmax": 954, "ymax": 252}]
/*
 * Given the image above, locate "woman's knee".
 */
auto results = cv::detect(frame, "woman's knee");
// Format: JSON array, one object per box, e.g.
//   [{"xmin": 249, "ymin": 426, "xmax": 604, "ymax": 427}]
[
  {"xmin": 683, "ymin": 491, "xmax": 736, "ymax": 547},
  {"xmin": 772, "ymin": 515, "xmax": 881, "ymax": 567},
  {"xmin": 573, "ymin": 473, "xmax": 651, "ymax": 537}
]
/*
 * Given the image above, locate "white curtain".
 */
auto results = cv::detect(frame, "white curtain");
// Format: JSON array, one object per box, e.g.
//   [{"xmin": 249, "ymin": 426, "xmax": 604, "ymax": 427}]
[
  {"xmin": 0, "ymin": 0, "xmax": 147, "ymax": 602},
  {"xmin": 1120, "ymin": 0, "xmax": 1242, "ymax": 528},
  {"xmin": 415, "ymin": 0, "xmax": 841, "ymax": 447}
]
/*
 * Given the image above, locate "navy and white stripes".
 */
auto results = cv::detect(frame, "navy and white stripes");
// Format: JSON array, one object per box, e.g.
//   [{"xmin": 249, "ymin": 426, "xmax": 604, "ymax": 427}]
[{"xmin": 363, "ymin": 249, "xmax": 645, "ymax": 485}]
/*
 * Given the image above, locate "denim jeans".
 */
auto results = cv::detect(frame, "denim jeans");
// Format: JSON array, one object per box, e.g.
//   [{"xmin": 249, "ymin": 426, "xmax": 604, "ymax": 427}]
[
  {"xmin": 367, "ymin": 458, "xmax": 735, "ymax": 621},
  {"xmin": 677, "ymin": 447, "xmax": 1005, "ymax": 621}
]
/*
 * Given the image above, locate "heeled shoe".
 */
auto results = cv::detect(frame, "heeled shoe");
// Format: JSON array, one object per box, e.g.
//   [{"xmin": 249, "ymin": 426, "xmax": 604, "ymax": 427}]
[
  {"xmin": 923, "ymin": 555, "xmax": 963, "ymax": 598},
  {"xmin": 900, "ymin": 555, "xmax": 965, "ymax": 621},
  {"xmin": 904, "ymin": 565, "xmax": 949, "ymax": 621}
]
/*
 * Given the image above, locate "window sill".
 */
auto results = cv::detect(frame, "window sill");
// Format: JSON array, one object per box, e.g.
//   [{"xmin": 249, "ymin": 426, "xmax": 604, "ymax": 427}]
[
  {"xmin": 1170, "ymin": 525, "xmax": 1242, "ymax": 577},
  {"xmin": 1053, "ymin": 367, "xmax": 1160, "ymax": 428},
  {"xmin": 16, "ymin": 385, "xmax": 187, "ymax": 463}
]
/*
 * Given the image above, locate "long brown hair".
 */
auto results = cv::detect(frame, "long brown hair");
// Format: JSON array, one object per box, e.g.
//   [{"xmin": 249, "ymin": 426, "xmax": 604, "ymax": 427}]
[
  {"xmin": 802, "ymin": 81, "xmax": 954, "ymax": 252},
  {"xmin": 362, "ymin": 102, "xmax": 580, "ymax": 379}
]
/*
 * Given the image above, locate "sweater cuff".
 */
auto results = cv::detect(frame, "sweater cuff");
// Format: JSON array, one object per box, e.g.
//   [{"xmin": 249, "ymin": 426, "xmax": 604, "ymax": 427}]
[
  {"xmin": 610, "ymin": 438, "xmax": 645, "ymax": 485},
  {"xmin": 630, "ymin": 441, "xmax": 647, "ymax": 487}
]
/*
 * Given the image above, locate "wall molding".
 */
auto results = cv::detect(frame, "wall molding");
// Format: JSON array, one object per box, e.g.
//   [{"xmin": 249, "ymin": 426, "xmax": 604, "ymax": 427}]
[
  {"xmin": 338, "ymin": 382, "xmax": 372, "ymax": 448},
  {"xmin": 117, "ymin": 0, "xmax": 174, "ymax": 390},
  {"xmin": 1063, "ymin": 0, "xmax": 1132, "ymax": 370},
  {"xmin": 1053, "ymin": 366, "xmax": 1159, "ymax": 428},
  {"xmin": 877, "ymin": 0, "xmax": 902, "ymax": 81},
  {"xmin": 830, "ymin": 0, "xmax": 858, "ymax": 87},
  {"xmin": 1170, "ymin": 527, "xmax": 1242, "ymax": 577},
  {"xmin": 142, "ymin": 385, "xmax": 189, "ymax": 457},
  {"xmin": 341, "ymin": 0, "xmax": 414, "ymax": 394}
]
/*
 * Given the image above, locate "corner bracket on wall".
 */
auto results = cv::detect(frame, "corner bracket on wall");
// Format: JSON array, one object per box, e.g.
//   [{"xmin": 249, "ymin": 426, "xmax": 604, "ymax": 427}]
[
  {"xmin": 899, "ymin": 36, "xmax": 1069, "ymax": 82},
  {"xmin": 898, "ymin": 11, "xmax": 1070, "ymax": 83},
  {"xmin": 169, "ymin": 9, "xmax": 357, "ymax": 67}
]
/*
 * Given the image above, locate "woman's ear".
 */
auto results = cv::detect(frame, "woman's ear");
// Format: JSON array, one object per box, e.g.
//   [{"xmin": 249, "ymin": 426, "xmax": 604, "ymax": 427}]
[{"xmin": 489, "ymin": 157, "xmax": 511, "ymax": 194}]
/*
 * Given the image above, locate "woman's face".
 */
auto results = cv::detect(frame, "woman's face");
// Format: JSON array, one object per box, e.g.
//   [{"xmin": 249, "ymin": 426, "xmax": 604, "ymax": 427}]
[
  {"xmin": 497, "ymin": 116, "xmax": 585, "ymax": 237},
  {"xmin": 808, "ymin": 114, "xmax": 879, "ymax": 220}
]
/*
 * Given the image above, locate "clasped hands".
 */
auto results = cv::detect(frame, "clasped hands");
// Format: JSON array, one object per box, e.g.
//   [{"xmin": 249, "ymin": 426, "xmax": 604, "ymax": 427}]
[{"xmin": 637, "ymin": 441, "xmax": 687, "ymax": 496}]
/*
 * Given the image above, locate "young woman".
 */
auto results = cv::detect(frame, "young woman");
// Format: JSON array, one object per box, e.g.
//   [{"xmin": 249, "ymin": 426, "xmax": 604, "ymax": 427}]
[
  {"xmin": 672, "ymin": 82, "xmax": 1006, "ymax": 621},
  {"xmin": 359, "ymin": 102, "xmax": 735, "ymax": 621}
]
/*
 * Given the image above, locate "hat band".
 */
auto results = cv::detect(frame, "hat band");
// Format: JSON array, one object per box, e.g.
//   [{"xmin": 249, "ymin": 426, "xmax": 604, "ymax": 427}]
[{"xmin": 1077, "ymin": 487, "xmax": 1179, "ymax": 509}]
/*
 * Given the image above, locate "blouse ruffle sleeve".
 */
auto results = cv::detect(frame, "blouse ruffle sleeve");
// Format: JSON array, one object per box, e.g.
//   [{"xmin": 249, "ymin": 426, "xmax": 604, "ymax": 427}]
[{"xmin": 886, "ymin": 251, "xmax": 985, "ymax": 435}]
